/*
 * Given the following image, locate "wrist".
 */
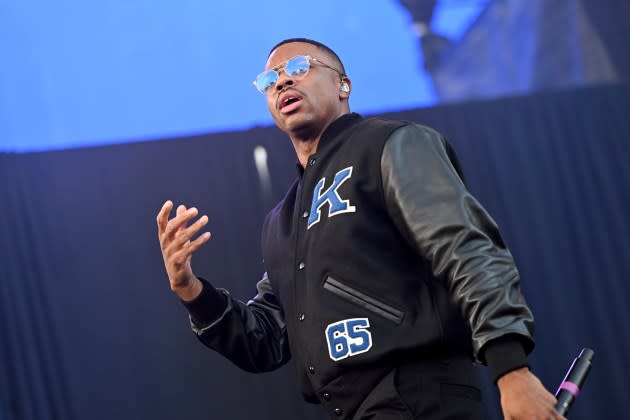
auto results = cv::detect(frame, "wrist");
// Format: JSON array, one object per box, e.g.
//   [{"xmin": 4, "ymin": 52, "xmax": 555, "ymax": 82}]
[
  {"xmin": 497, "ymin": 366, "xmax": 529, "ymax": 390},
  {"xmin": 180, "ymin": 277, "xmax": 228, "ymax": 326},
  {"xmin": 174, "ymin": 276, "xmax": 203, "ymax": 302}
]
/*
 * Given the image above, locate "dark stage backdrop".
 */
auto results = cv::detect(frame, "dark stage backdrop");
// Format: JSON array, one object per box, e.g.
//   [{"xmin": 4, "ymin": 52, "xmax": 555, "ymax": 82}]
[{"xmin": 1, "ymin": 85, "xmax": 629, "ymax": 420}]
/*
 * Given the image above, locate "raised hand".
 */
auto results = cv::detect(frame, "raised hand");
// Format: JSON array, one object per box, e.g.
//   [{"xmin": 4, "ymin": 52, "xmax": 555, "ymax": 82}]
[{"xmin": 156, "ymin": 200, "xmax": 211, "ymax": 301}]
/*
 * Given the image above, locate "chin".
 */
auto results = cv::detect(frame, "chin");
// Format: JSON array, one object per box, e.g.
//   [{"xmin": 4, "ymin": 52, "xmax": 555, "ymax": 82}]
[{"xmin": 283, "ymin": 113, "xmax": 318, "ymax": 136}]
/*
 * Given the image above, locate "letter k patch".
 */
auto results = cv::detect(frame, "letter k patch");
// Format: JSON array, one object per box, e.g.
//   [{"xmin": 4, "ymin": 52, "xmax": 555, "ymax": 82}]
[{"xmin": 307, "ymin": 166, "xmax": 356, "ymax": 229}]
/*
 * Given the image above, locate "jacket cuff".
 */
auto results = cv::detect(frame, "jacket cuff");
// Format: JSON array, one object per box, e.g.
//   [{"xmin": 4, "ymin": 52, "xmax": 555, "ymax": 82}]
[
  {"xmin": 483, "ymin": 335, "xmax": 530, "ymax": 384},
  {"xmin": 180, "ymin": 277, "xmax": 227, "ymax": 326}
]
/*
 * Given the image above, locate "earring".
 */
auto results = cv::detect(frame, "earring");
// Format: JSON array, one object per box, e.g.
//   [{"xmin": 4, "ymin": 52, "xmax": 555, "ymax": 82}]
[{"xmin": 341, "ymin": 83, "xmax": 350, "ymax": 93}]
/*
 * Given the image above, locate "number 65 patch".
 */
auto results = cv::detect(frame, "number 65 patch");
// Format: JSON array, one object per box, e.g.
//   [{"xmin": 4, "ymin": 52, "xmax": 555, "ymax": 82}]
[{"xmin": 325, "ymin": 318, "xmax": 373, "ymax": 361}]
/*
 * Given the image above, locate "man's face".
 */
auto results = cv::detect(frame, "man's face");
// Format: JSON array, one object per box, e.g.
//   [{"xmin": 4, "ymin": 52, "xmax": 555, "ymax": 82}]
[{"xmin": 262, "ymin": 42, "xmax": 348, "ymax": 138}]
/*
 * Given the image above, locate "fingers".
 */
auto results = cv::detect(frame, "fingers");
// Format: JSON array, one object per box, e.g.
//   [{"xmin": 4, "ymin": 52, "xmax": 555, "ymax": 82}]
[
  {"xmin": 158, "ymin": 201, "xmax": 210, "ymax": 258},
  {"xmin": 175, "ymin": 204, "xmax": 188, "ymax": 235},
  {"xmin": 164, "ymin": 206, "xmax": 199, "ymax": 238},
  {"xmin": 172, "ymin": 215, "xmax": 209, "ymax": 249},
  {"xmin": 189, "ymin": 231, "xmax": 211, "ymax": 252},
  {"xmin": 554, "ymin": 409, "xmax": 567, "ymax": 420},
  {"xmin": 171, "ymin": 231, "xmax": 211, "ymax": 263},
  {"xmin": 547, "ymin": 392, "xmax": 565, "ymax": 419},
  {"xmin": 499, "ymin": 369, "xmax": 568, "ymax": 420},
  {"xmin": 156, "ymin": 200, "xmax": 173, "ymax": 234}
]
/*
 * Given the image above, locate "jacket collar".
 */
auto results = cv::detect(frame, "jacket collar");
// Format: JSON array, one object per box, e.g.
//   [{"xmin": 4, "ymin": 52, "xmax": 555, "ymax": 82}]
[
  {"xmin": 294, "ymin": 112, "xmax": 363, "ymax": 176},
  {"xmin": 318, "ymin": 112, "xmax": 363, "ymax": 147}
]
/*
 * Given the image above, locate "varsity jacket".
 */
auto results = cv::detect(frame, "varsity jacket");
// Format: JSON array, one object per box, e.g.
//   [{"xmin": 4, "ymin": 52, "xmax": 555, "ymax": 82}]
[{"xmin": 183, "ymin": 113, "xmax": 535, "ymax": 419}]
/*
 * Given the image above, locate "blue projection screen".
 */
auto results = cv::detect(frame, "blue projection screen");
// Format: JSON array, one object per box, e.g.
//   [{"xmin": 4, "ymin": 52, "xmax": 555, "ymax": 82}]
[{"xmin": 0, "ymin": 1, "xmax": 486, "ymax": 152}]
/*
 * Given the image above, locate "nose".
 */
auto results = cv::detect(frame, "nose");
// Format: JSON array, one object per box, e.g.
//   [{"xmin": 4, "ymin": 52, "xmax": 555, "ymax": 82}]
[{"xmin": 274, "ymin": 73, "xmax": 294, "ymax": 92}]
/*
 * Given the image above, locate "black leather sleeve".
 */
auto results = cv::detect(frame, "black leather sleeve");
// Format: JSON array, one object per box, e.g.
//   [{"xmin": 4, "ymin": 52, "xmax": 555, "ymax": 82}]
[
  {"xmin": 181, "ymin": 273, "xmax": 291, "ymax": 373},
  {"xmin": 380, "ymin": 123, "xmax": 535, "ymax": 360}
]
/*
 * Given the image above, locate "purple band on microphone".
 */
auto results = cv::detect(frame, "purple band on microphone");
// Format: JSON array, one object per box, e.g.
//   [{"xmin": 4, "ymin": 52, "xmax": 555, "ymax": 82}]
[{"xmin": 560, "ymin": 381, "xmax": 580, "ymax": 397}]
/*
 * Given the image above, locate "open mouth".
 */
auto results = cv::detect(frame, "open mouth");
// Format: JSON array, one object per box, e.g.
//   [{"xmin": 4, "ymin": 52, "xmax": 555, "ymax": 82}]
[{"xmin": 279, "ymin": 93, "xmax": 303, "ymax": 114}]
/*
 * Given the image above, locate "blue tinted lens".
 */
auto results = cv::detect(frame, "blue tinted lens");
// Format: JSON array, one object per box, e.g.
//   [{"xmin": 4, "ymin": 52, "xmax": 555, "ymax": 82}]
[
  {"xmin": 285, "ymin": 56, "xmax": 309, "ymax": 77},
  {"xmin": 256, "ymin": 70, "xmax": 278, "ymax": 93}
]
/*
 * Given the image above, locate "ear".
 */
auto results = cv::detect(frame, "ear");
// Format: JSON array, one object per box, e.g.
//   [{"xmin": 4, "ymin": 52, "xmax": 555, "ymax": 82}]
[{"xmin": 339, "ymin": 77, "xmax": 351, "ymax": 99}]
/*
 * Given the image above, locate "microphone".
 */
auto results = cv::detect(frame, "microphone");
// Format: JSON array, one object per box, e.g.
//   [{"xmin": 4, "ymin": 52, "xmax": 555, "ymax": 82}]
[{"xmin": 555, "ymin": 347, "xmax": 595, "ymax": 415}]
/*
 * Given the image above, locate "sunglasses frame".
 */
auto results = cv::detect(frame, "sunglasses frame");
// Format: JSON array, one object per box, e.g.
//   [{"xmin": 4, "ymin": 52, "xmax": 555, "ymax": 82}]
[{"xmin": 253, "ymin": 55, "xmax": 345, "ymax": 94}]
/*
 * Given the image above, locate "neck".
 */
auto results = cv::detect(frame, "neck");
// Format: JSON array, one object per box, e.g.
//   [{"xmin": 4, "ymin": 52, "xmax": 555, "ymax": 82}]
[
  {"xmin": 289, "ymin": 110, "xmax": 348, "ymax": 168},
  {"xmin": 291, "ymin": 137, "xmax": 320, "ymax": 168}
]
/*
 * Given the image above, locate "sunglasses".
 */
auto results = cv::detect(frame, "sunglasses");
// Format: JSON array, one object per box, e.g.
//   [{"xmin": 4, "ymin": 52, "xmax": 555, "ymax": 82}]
[{"xmin": 253, "ymin": 55, "xmax": 345, "ymax": 94}]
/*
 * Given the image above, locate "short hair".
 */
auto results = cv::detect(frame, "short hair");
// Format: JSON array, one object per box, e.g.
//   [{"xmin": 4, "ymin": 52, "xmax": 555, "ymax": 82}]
[{"xmin": 269, "ymin": 38, "xmax": 347, "ymax": 75}]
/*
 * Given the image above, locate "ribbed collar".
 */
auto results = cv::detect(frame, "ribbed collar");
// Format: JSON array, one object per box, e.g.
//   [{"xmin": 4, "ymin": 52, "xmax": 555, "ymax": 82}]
[
  {"xmin": 294, "ymin": 112, "xmax": 363, "ymax": 176},
  {"xmin": 318, "ymin": 112, "xmax": 363, "ymax": 147}
]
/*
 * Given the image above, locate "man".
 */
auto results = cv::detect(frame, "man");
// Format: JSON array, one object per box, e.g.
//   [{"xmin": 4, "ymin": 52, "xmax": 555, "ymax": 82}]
[{"xmin": 157, "ymin": 38, "xmax": 564, "ymax": 419}]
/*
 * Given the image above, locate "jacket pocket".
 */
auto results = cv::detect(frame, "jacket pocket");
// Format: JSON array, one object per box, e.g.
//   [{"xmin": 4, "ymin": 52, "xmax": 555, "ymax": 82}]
[{"xmin": 323, "ymin": 276, "xmax": 404, "ymax": 324}]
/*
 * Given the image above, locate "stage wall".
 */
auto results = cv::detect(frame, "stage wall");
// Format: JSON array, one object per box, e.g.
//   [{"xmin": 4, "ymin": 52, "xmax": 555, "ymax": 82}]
[{"xmin": 1, "ymin": 84, "xmax": 629, "ymax": 419}]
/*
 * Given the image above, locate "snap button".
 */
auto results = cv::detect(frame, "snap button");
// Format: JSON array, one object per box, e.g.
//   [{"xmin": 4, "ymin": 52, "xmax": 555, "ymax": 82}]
[
  {"xmin": 321, "ymin": 392, "xmax": 331, "ymax": 401},
  {"xmin": 308, "ymin": 158, "xmax": 316, "ymax": 166},
  {"xmin": 302, "ymin": 210, "xmax": 309, "ymax": 218},
  {"xmin": 334, "ymin": 408, "xmax": 343, "ymax": 416},
  {"xmin": 298, "ymin": 313, "xmax": 305, "ymax": 322},
  {"xmin": 308, "ymin": 365, "xmax": 315, "ymax": 374},
  {"xmin": 298, "ymin": 262, "xmax": 305, "ymax": 270}
]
